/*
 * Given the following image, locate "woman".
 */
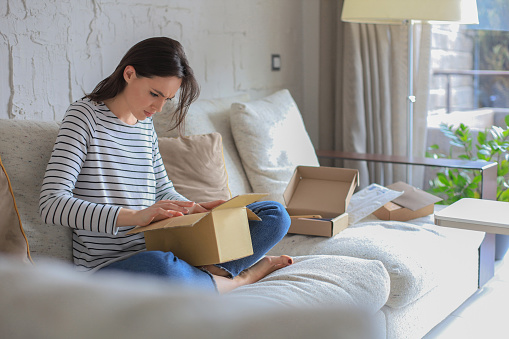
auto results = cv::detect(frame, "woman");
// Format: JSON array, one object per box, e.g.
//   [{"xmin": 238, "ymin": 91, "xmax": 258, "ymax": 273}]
[{"xmin": 39, "ymin": 37, "xmax": 292, "ymax": 293}]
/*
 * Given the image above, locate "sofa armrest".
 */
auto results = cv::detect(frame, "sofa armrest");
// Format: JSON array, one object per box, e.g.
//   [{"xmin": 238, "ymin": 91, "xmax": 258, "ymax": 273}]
[
  {"xmin": 316, "ymin": 149, "xmax": 498, "ymax": 287},
  {"xmin": 315, "ymin": 150, "xmax": 498, "ymax": 200}
]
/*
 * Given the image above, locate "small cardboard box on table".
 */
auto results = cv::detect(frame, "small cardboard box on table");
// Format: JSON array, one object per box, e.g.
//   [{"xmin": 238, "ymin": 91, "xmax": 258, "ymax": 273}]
[
  {"xmin": 373, "ymin": 181, "xmax": 442, "ymax": 221},
  {"xmin": 127, "ymin": 193, "xmax": 268, "ymax": 266},
  {"xmin": 284, "ymin": 166, "xmax": 359, "ymax": 237}
]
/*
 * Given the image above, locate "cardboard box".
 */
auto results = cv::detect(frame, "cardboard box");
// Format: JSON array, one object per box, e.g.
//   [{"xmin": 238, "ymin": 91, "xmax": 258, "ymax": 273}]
[
  {"xmin": 127, "ymin": 193, "xmax": 267, "ymax": 266},
  {"xmin": 373, "ymin": 182, "xmax": 442, "ymax": 221},
  {"xmin": 284, "ymin": 166, "xmax": 359, "ymax": 237}
]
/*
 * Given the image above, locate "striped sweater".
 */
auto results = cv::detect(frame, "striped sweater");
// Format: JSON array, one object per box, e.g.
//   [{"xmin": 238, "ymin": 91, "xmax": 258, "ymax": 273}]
[{"xmin": 39, "ymin": 98, "xmax": 188, "ymax": 271}]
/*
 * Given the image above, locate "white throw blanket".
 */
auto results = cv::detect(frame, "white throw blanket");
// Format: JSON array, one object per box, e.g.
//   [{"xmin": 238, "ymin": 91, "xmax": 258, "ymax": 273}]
[{"xmin": 268, "ymin": 213, "xmax": 485, "ymax": 308}]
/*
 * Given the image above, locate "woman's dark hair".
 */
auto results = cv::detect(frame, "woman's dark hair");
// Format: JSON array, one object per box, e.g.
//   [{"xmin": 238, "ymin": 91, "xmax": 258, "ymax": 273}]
[{"xmin": 85, "ymin": 37, "xmax": 199, "ymax": 131}]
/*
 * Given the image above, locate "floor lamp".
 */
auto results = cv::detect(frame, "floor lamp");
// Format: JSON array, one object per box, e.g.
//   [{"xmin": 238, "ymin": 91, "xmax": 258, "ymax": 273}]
[{"xmin": 341, "ymin": 0, "xmax": 479, "ymax": 184}]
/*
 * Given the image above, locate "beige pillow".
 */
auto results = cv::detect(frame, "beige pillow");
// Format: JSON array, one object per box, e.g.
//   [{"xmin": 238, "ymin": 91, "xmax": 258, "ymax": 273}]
[
  {"xmin": 158, "ymin": 133, "xmax": 231, "ymax": 202},
  {"xmin": 153, "ymin": 94, "xmax": 252, "ymax": 197},
  {"xmin": 0, "ymin": 155, "xmax": 31, "ymax": 263}
]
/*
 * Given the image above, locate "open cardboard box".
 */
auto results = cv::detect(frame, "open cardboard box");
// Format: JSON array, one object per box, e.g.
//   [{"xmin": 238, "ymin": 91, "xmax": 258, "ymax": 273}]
[
  {"xmin": 373, "ymin": 182, "xmax": 442, "ymax": 221},
  {"xmin": 284, "ymin": 166, "xmax": 359, "ymax": 237},
  {"xmin": 127, "ymin": 193, "xmax": 268, "ymax": 266}
]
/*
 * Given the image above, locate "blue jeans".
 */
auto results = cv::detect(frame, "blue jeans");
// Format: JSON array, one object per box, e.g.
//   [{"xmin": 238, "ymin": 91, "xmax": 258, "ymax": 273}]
[{"xmin": 98, "ymin": 201, "xmax": 291, "ymax": 292}]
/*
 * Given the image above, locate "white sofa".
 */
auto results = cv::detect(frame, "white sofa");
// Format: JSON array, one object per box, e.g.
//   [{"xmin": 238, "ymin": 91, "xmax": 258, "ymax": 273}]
[{"xmin": 0, "ymin": 89, "xmax": 486, "ymax": 339}]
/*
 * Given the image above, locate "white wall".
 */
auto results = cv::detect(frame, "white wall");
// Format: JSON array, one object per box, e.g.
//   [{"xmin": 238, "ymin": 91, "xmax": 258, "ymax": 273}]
[
  {"xmin": 0, "ymin": 0, "xmax": 320, "ymax": 140},
  {"xmin": 301, "ymin": 0, "xmax": 320, "ymax": 146},
  {"xmin": 429, "ymin": 25, "xmax": 476, "ymax": 114}
]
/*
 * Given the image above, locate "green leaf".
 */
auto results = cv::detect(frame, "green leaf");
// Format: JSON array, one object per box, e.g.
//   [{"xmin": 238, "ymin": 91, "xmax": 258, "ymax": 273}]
[
  {"xmin": 432, "ymin": 186, "xmax": 448, "ymax": 194},
  {"xmin": 432, "ymin": 115, "xmax": 509, "ymax": 203},
  {"xmin": 472, "ymin": 175, "xmax": 482, "ymax": 184},
  {"xmin": 478, "ymin": 131, "xmax": 486, "ymax": 144},
  {"xmin": 465, "ymin": 189, "xmax": 475, "ymax": 198},
  {"xmin": 499, "ymin": 160, "xmax": 509, "ymax": 176},
  {"xmin": 491, "ymin": 126, "xmax": 504, "ymax": 140},
  {"xmin": 477, "ymin": 152, "xmax": 489, "ymax": 161},
  {"xmin": 498, "ymin": 188, "xmax": 509, "ymax": 202},
  {"xmin": 437, "ymin": 172, "xmax": 450, "ymax": 186},
  {"xmin": 457, "ymin": 173, "xmax": 468, "ymax": 187},
  {"xmin": 451, "ymin": 141, "xmax": 465, "ymax": 148}
]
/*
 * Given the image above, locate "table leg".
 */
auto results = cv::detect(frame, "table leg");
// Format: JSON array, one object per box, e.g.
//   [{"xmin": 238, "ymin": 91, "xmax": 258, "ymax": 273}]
[
  {"xmin": 480, "ymin": 165, "xmax": 497, "ymax": 200},
  {"xmin": 479, "ymin": 233, "xmax": 495, "ymax": 287}
]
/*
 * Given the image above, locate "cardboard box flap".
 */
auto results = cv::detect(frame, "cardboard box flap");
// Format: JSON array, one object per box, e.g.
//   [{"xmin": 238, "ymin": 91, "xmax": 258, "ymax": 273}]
[
  {"xmin": 284, "ymin": 166, "xmax": 359, "ymax": 217},
  {"xmin": 246, "ymin": 208, "xmax": 262, "ymax": 221},
  {"xmin": 387, "ymin": 181, "xmax": 442, "ymax": 211},
  {"xmin": 213, "ymin": 193, "xmax": 269, "ymax": 211},
  {"xmin": 127, "ymin": 212, "xmax": 209, "ymax": 235}
]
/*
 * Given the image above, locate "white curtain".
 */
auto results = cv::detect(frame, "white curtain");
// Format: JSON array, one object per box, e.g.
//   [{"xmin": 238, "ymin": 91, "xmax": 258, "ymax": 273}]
[{"xmin": 319, "ymin": 0, "xmax": 432, "ymax": 188}]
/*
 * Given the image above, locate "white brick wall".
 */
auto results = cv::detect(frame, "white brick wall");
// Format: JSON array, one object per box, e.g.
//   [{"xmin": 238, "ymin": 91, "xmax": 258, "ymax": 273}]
[
  {"xmin": 1, "ymin": 0, "xmax": 317, "ymax": 126},
  {"xmin": 429, "ymin": 25, "xmax": 476, "ymax": 113}
]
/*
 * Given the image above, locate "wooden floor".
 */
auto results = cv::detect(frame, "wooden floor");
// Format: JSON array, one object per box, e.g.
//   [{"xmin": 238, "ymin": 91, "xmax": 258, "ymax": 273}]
[{"xmin": 423, "ymin": 255, "xmax": 509, "ymax": 338}]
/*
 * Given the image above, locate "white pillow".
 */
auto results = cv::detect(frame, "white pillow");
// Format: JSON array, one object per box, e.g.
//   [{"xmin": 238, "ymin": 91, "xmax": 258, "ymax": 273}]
[
  {"xmin": 230, "ymin": 90, "xmax": 319, "ymax": 204},
  {"xmin": 267, "ymin": 218, "xmax": 483, "ymax": 309},
  {"xmin": 229, "ymin": 255, "xmax": 390, "ymax": 315}
]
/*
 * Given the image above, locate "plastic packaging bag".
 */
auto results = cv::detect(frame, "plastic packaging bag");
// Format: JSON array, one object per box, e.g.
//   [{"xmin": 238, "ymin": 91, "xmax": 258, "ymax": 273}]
[{"xmin": 347, "ymin": 183, "xmax": 404, "ymax": 225}]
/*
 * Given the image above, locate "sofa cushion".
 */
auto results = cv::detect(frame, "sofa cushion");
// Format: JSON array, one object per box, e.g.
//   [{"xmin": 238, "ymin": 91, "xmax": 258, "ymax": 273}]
[
  {"xmin": 0, "ymin": 119, "xmax": 72, "ymax": 263},
  {"xmin": 158, "ymin": 133, "xmax": 231, "ymax": 202},
  {"xmin": 0, "ymin": 155, "xmax": 31, "ymax": 263},
  {"xmin": 0, "ymin": 256, "xmax": 381, "ymax": 339},
  {"xmin": 230, "ymin": 89, "xmax": 319, "ymax": 204},
  {"xmin": 154, "ymin": 94, "xmax": 252, "ymax": 197},
  {"xmin": 229, "ymin": 255, "xmax": 390, "ymax": 315},
  {"xmin": 267, "ymin": 214, "xmax": 485, "ymax": 309}
]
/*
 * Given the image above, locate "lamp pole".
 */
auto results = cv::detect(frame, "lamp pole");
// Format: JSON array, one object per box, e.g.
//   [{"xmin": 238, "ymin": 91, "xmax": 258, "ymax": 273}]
[
  {"xmin": 406, "ymin": 19, "xmax": 416, "ymax": 185},
  {"xmin": 340, "ymin": 0, "xmax": 479, "ymax": 186}
]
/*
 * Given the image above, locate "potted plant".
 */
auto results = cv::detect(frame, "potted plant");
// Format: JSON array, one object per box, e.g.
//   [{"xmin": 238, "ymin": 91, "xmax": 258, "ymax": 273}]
[{"xmin": 427, "ymin": 115, "xmax": 509, "ymax": 259}]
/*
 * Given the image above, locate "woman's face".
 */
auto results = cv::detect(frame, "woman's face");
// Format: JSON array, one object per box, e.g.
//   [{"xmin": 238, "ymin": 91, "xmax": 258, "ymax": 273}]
[{"xmin": 122, "ymin": 66, "xmax": 182, "ymax": 121}]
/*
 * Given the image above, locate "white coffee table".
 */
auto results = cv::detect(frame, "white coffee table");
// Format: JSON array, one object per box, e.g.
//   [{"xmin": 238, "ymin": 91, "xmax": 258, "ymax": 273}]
[
  {"xmin": 435, "ymin": 198, "xmax": 509, "ymax": 235},
  {"xmin": 434, "ymin": 198, "xmax": 509, "ymax": 286}
]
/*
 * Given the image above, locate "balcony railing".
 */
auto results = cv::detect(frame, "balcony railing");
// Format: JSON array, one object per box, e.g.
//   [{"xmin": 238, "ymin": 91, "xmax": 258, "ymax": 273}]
[{"xmin": 433, "ymin": 69, "xmax": 509, "ymax": 113}]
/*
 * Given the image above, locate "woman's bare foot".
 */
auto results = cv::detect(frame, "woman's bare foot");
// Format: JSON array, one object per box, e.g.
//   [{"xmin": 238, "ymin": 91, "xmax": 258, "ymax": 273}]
[{"xmin": 208, "ymin": 255, "xmax": 293, "ymax": 294}]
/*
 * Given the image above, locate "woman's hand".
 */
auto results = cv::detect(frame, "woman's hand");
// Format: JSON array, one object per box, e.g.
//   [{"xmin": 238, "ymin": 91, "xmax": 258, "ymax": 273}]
[
  {"xmin": 117, "ymin": 200, "xmax": 196, "ymax": 228},
  {"xmin": 187, "ymin": 200, "xmax": 227, "ymax": 214}
]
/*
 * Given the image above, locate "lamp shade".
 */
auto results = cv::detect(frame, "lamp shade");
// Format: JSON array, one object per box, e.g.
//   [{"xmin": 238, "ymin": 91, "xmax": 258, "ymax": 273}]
[{"xmin": 341, "ymin": 0, "xmax": 479, "ymax": 25}]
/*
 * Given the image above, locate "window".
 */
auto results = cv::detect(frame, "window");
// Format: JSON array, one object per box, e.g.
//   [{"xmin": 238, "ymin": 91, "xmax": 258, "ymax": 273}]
[{"xmin": 428, "ymin": 0, "xmax": 509, "ymax": 128}]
